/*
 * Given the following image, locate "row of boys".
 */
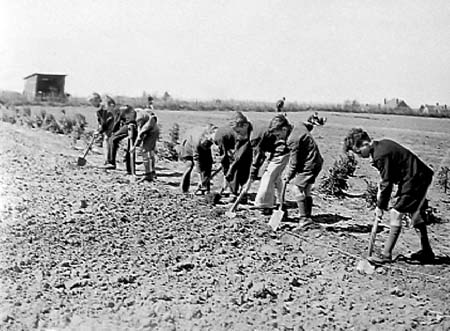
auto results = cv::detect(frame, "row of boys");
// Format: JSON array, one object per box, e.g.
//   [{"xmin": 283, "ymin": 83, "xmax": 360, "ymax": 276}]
[
  {"xmin": 88, "ymin": 93, "xmax": 436, "ymax": 265},
  {"xmin": 178, "ymin": 111, "xmax": 436, "ymax": 266},
  {"xmin": 88, "ymin": 93, "xmax": 159, "ymax": 182}
]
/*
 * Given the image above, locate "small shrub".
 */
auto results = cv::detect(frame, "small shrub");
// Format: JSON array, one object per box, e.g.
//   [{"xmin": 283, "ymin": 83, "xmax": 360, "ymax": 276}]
[
  {"xmin": 158, "ymin": 141, "xmax": 179, "ymax": 161},
  {"xmin": 43, "ymin": 114, "xmax": 62, "ymax": 133},
  {"xmin": 169, "ymin": 123, "xmax": 180, "ymax": 144},
  {"xmin": 22, "ymin": 107, "xmax": 31, "ymax": 117},
  {"xmin": 1, "ymin": 112, "xmax": 16, "ymax": 124},
  {"xmin": 319, "ymin": 154, "xmax": 358, "ymax": 197},
  {"xmin": 437, "ymin": 166, "xmax": 450, "ymax": 194},
  {"xmin": 363, "ymin": 180, "xmax": 378, "ymax": 208},
  {"xmin": 59, "ymin": 116, "xmax": 75, "ymax": 134}
]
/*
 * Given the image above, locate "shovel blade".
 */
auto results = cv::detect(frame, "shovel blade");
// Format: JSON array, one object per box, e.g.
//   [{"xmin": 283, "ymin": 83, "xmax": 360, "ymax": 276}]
[
  {"xmin": 268, "ymin": 210, "xmax": 284, "ymax": 231},
  {"xmin": 77, "ymin": 157, "xmax": 87, "ymax": 166},
  {"xmin": 356, "ymin": 259, "xmax": 375, "ymax": 275},
  {"xmin": 225, "ymin": 211, "xmax": 236, "ymax": 218}
]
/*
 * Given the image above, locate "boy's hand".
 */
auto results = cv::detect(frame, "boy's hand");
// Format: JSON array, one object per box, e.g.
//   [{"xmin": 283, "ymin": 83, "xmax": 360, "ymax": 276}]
[{"xmin": 375, "ymin": 207, "xmax": 384, "ymax": 218}]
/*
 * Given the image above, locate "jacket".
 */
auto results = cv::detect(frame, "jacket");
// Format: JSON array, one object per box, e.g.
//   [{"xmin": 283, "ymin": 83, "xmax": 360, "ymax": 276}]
[
  {"xmin": 371, "ymin": 139, "xmax": 434, "ymax": 210},
  {"xmin": 285, "ymin": 123, "xmax": 323, "ymax": 180}
]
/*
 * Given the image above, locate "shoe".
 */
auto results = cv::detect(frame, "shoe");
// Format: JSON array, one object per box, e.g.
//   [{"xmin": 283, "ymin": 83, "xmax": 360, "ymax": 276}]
[
  {"xmin": 298, "ymin": 218, "xmax": 319, "ymax": 230},
  {"xmin": 410, "ymin": 250, "xmax": 435, "ymax": 263},
  {"xmin": 102, "ymin": 163, "xmax": 116, "ymax": 170},
  {"xmin": 368, "ymin": 253, "xmax": 392, "ymax": 265}
]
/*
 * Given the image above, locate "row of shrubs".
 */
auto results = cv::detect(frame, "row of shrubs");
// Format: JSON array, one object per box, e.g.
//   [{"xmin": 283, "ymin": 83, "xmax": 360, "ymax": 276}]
[
  {"xmin": 0, "ymin": 106, "xmax": 90, "ymax": 144},
  {"xmin": 0, "ymin": 104, "xmax": 184, "ymax": 161}
]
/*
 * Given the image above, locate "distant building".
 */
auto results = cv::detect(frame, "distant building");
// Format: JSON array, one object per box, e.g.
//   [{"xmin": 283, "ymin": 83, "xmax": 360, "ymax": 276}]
[
  {"xmin": 383, "ymin": 98, "xmax": 411, "ymax": 110},
  {"xmin": 23, "ymin": 73, "xmax": 67, "ymax": 101},
  {"xmin": 419, "ymin": 103, "xmax": 448, "ymax": 115}
]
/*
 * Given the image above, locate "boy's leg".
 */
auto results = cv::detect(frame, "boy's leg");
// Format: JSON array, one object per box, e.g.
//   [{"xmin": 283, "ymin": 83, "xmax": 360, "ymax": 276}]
[
  {"xmin": 180, "ymin": 159, "xmax": 194, "ymax": 193},
  {"xmin": 293, "ymin": 185, "xmax": 308, "ymax": 222},
  {"xmin": 102, "ymin": 134, "xmax": 109, "ymax": 164},
  {"xmin": 142, "ymin": 151, "xmax": 152, "ymax": 181},
  {"xmin": 150, "ymin": 150, "xmax": 156, "ymax": 178},
  {"xmin": 107, "ymin": 126, "xmax": 128, "ymax": 167},
  {"xmin": 125, "ymin": 124, "xmax": 137, "ymax": 175},
  {"xmin": 254, "ymin": 162, "xmax": 276, "ymax": 208},
  {"xmin": 410, "ymin": 192, "xmax": 434, "ymax": 261},
  {"xmin": 304, "ymin": 184, "xmax": 313, "ymax": 217},
  {"xmin": 272, "ymin": 154, "xmax": 290, "ymax": 206},
  {"xmin": 369, "ymin": 209, "xmax": 402, "ymax": 264}
]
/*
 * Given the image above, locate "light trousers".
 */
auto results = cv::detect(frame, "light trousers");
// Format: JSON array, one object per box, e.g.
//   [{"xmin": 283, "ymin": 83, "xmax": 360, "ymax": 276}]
[{"xmin": 254, "ymin": 154, "xmax": 289, "ymax": 208}]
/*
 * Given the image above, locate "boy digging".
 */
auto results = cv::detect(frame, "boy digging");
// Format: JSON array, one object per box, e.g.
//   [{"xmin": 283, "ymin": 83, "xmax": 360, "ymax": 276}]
[
  {"xmin": 130, "ymin": 109, "xmax": 159, "ymax": 182},
  {"xmin": 179, "ymin": 124, "xmax": 218, "ymax": 193},
  {"xmin": 282, "ymin": 115, "xmax": 325, "ymax": 225},
  {"xmin": 344, "ymin": 128, "xmax": 435, "ymax": 264},
  {"xmin": 250, "ymin": 114, "xmax": 291, "ymax": 215}
]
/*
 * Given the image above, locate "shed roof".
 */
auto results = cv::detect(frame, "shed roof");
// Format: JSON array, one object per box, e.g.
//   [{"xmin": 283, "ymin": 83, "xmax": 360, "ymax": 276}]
[{"xmin": 23, "ymin": 73, "xmax": 67, "ymax": 80}]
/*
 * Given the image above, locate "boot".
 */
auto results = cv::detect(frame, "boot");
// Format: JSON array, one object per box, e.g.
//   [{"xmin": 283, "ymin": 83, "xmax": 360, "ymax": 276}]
[
  {"xmin": 412, "ymin": 223, "xmax": 435, "ymax": 263},
  {"xmin": 296, "ymin": 199, "xmax": 309, "ymax": 222},
  {"xmin": 305, "ymin": 197, "xmax": 313, "ymax": 218},
  {"xmin": 142, "ymin": 159, "xmax": 153, "ymax": 182},
  {"xmin": 383, "ymin": 225, "xmax": 401, "ymax": 258}
]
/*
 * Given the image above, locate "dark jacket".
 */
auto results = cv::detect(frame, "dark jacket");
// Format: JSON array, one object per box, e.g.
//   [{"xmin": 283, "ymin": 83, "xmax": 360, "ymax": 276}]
[
  {"xmin": 250, "ymin": 121, "xmax": 288, "ymax": 176},
  {"xmin": 285, "ymin": 123, "xmax": 323, "ymax": 180},
  {"xmin": 112, "ymin": 105, "xmax": 137, "ymax": 133},
  {"xmin": 96, "ymin": 106, "xmax": 115, "ymax": 136},
  {"xmin": 214, "ymin": 126, "xmax": 236, "ymax": 157},
  {"xmin": 371, "ymin": 139, "xmax": 434, "ymax": 210}
]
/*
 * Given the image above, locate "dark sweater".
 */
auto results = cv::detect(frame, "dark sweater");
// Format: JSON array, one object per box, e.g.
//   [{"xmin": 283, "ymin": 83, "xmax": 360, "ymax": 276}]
[
  {"xmin": 371, "ymin": 139, "xmax": 434, "ymax": 210},
  {"xmin": 285, "ymin": 123, "xmax": 323, "ymax": 180}
]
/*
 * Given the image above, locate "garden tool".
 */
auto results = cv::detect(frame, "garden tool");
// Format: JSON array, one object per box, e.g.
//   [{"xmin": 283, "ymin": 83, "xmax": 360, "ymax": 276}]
[
  {"xmin": 225, "ymin": 178, "xmax": 253, "ymax": 218},
  {"xmin": 194, "ymin": 166, "xmax": 223, "ymax": 194},
  {"xmin": 127, "ymin": 124, "xmax": 136, "ymax": 176},
  {"xmin": 77, "ymin": 134, "xmax": 96, "ymax": 166},
  {"xmin": 356, "ymin": 214, "xmax": 382, "ymax": 275},
  {"xmin": 268, "ymin": 180, "xmax": 288, "ymax": 231}
]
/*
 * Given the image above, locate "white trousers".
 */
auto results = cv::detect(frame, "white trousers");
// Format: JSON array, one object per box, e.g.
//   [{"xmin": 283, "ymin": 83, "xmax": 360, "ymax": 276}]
[{"xmin": 254, "ymin": 154, "xmax": 289, "ymax": 208}]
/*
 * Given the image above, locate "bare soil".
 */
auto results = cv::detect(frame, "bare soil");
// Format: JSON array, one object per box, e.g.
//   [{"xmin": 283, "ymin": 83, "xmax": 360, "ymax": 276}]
[{"xmin": 1, "ymin": 110, "xmax": 450, "ymax": 331}]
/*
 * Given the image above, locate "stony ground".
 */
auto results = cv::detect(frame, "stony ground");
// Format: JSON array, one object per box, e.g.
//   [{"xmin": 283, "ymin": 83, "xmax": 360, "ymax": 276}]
[{"xmin": 1, "ymin": 119, "xmax": 450, "ymax": 331}]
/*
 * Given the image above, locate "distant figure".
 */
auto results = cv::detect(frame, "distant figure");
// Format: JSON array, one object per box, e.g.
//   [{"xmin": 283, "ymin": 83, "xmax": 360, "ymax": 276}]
[
  {"xmin": 147, "ymin": 96, "xmax": 154, "ymax": 110},
  {"xmin": 307, "ymin": 112, "xmax": 327, "ymax": 126},
  {"xmin": 276, "ymin": 97, "xmax": 286, "ymax": 112}
]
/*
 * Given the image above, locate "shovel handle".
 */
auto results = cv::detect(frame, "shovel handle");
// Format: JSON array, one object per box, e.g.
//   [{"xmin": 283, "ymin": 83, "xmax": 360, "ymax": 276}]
[
  {"xmin": 228, "ymin": 179, "xmax": 252, "ymax": 213},
  {"xmin": 128, "ymin": 125, "xmax": 136, "ymax": 176},
  {"xmin": 81, "ymin": 134, "xmax": 97, "ymax": 159},
  {"xmin": 367, "ymin": 215, "xmax": 381, "ymax": 257}
]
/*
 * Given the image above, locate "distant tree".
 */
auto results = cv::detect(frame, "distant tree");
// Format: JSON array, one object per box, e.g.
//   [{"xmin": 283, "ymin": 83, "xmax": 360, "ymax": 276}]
[{"xmin": 162, "ymin": 91, "xmax": 171, "ymax": 101}]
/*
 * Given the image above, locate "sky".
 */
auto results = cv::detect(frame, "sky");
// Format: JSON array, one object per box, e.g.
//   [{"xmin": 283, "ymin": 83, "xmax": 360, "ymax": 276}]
[{"xmin": 0, "ymin": 0, "xmax": 449, "ymax": 107}]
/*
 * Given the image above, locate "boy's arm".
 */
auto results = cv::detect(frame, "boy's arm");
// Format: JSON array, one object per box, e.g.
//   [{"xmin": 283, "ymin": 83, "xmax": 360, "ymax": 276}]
[
  {"xmin": 374, "ymin": 156, "xmax": 393, "ymax": 210},
  {"xmin": 250, "ymin": 137, "xmax": 265, "ymax": 179},
  {"xmin": 284, "ymin": 136, "xmax": 299, "ymax": 181}
]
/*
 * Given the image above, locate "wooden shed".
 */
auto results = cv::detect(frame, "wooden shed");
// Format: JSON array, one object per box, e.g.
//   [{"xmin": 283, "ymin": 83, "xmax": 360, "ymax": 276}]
[{"xmin": 23, "ymin": 73, "xmax": 67, "ymax": 101}]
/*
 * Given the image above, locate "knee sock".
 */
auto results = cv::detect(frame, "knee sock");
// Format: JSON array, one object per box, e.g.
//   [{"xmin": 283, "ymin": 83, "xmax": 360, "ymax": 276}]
[
  {"xmin": 414, "ymin": 223, "xmax": 433, "ymax": 253},
  {"xmin": 297, "ymin": 199, "xmax": 307, "ymax": 218},
  {"xmin": 382, "ymin": 225, "xmax": 401, "ymax": 258}
]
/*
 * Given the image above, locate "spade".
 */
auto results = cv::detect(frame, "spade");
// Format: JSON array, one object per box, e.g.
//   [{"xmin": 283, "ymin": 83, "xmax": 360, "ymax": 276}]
[
  {"xmin": 268, "ymin": 181, "xmax": 288, "ymax": 231},
  {"xmin": 77, "ymin": 135, "xmax": 96, "ymax": 166}
]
